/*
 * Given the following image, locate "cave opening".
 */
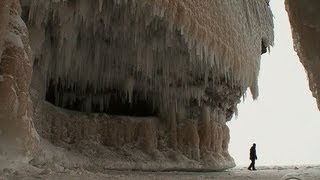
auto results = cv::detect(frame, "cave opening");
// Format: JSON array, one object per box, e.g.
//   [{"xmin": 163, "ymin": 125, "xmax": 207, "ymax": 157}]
[{"xmin": 45, "ymin": 78, "xmax": 159, "ymax": 116}]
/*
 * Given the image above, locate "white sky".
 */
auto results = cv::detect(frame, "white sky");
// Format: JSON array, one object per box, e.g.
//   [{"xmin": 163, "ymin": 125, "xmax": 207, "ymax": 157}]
[{"xmin": 228, "ymin": 0, "xmax": 320, "ymax": 166}]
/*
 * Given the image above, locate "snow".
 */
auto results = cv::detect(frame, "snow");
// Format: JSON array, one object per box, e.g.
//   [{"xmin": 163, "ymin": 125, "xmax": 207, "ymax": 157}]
[{"xmin": 1, "ymin": 156, "xmax": 320, "ymax": 180}]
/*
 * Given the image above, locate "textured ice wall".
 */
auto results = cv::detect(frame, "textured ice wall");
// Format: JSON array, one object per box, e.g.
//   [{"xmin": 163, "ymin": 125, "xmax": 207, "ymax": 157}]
[
  {"xmin": 0, "ymin": 0, "xmax": 10, "ymax": 60},
  {"xmin": 23, "ymin": 0, "xmax": 273, "ymax": 115},
  {"xmin": 285, "ymin": 0, "xmax": 320, "ymax": 110},
  {"xmin": 30, "ymin": 100, "xmax": 236, "ymax": 171},
  {"xmin": 0, "ymin": 0, "xmax": 39, "ymax": 156}
]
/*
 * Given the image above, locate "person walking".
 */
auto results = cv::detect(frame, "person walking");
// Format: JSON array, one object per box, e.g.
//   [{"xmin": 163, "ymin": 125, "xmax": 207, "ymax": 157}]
[{"xmin": 248, "ymin": 143, "xmax": 257, "ymax": 170}]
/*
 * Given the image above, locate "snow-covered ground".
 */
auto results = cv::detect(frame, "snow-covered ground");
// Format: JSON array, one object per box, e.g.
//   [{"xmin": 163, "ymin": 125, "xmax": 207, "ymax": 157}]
[
  {"xmin": 1, "ymin": 140, "xmax": 319, "ymax": 179},
  {"xmin": 1, "ymin": 157, "xmax": 319, "ymax": 180}
]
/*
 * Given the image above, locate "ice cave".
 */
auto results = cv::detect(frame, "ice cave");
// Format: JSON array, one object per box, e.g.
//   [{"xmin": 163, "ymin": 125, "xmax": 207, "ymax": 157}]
[{"xmin": 1, "ymin": 0, "xmax": 317, "ymax": 172}]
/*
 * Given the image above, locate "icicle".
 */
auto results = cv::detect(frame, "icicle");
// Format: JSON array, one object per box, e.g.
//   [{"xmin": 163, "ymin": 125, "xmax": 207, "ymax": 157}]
[
  {"xmin": 234, "ymin": 106, "xmax": 239, "ymax": 119},
  {"xmin": 98, "ymin": 0, "xmax": 103, "ymax": 13},
  {"xmin": 26, "ymin": 0, "xmax": 273, "ymax": 115},
  {"xmin": 114, "ymin": 0, "xmax": 121, "ymax": 5},
  {"xmin": 124, "ymin": 77, "xmax": 135, "ymax": 104}
]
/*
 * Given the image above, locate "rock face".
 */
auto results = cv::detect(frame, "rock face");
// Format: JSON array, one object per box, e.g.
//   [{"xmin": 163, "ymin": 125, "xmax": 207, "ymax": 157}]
[
  {"xmin": 285, "ymin": 0, "xmax": 320, "ymax": 110},
  {"xmin": 0, "ymin": 0, "xmax": 39, "ymax": 157},
  {"xmin": 1, "ymin": 0, "xmax": 273, "ymax": 171}
]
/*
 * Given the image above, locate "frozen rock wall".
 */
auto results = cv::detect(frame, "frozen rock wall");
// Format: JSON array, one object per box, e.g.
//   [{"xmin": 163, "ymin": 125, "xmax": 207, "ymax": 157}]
[
  {"xmin": 0, "ymin": 0, "xmax": 273, "ymax": 171},
  {"xmin": 285, "ymin": 0, "xmax": 320, "ymax": 110},
  {"xmin": 0, "ymin": 0, "xmax": 9, "ymax": 59},
  {"xmin": 0, "ymin": 0, "xmax": 39, "ymax": 157},
  {"xmin": 30, "ymin": 79, "xmax": 240, "ymax": 171},
  {"xmin": 30, "ymin": 100, "xmax": 235, "ymax": 171}
]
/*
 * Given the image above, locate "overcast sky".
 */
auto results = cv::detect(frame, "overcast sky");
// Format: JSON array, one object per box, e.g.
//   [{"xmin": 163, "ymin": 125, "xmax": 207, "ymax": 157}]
[{"xmin": 228, "ymin": 0, "xmax": 320, "ymax": 166}]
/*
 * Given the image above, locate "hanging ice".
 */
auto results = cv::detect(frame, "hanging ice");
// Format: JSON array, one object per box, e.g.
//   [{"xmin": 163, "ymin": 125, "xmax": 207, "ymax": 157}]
[{"xmin": 23, "ymin": 0, "xmax": 273, "ymax": 115}]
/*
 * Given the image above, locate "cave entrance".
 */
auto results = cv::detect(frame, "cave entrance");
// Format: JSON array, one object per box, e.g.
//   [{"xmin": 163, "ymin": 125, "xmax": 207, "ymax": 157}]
[{"xmin": 44, "ymin": 78, "xmax": 158, "ymax": 116}]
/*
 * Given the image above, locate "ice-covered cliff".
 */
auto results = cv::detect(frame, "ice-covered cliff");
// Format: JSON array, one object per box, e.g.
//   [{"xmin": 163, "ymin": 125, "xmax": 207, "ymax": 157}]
[
  {"xmin": 24, "ymin": 0, "xmax": 273, "ymax": 113},
  {"xmin": 285, "ymin": 0, "xmax": 320, "ymax": 110},
  {"xmin": 0, "ymin": 0, "xmax": 39, "ymax": 156},
  {"xmin": 0, "ymin": 0, "xmax": 273, "ymax": 171}
]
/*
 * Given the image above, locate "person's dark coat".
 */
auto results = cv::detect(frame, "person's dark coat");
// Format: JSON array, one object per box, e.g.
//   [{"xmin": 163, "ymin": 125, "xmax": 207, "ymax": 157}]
[{"xmin": 250, "ymin": 145, "xmax": 257, "ymax": 160}]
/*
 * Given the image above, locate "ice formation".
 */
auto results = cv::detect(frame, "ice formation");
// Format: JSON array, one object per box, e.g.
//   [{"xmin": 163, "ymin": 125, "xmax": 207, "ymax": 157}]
[
  {"xmin": 0, "ymin": 0, "xmax": 9, "ymax": 60},
  {"xmin": 285, "ymin": 0, "xmax": 320, "ymax": 110},
  {"xmin": 23, "ymin": 0, "xmax": 273, "ymax": 115},
  {"xmin": 0, "ymin": 0, "xmax": 274, "ymax": 171},
  {"xmin": 0, "ymin": 0, "xmax": 39, "ymax": 156}
]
